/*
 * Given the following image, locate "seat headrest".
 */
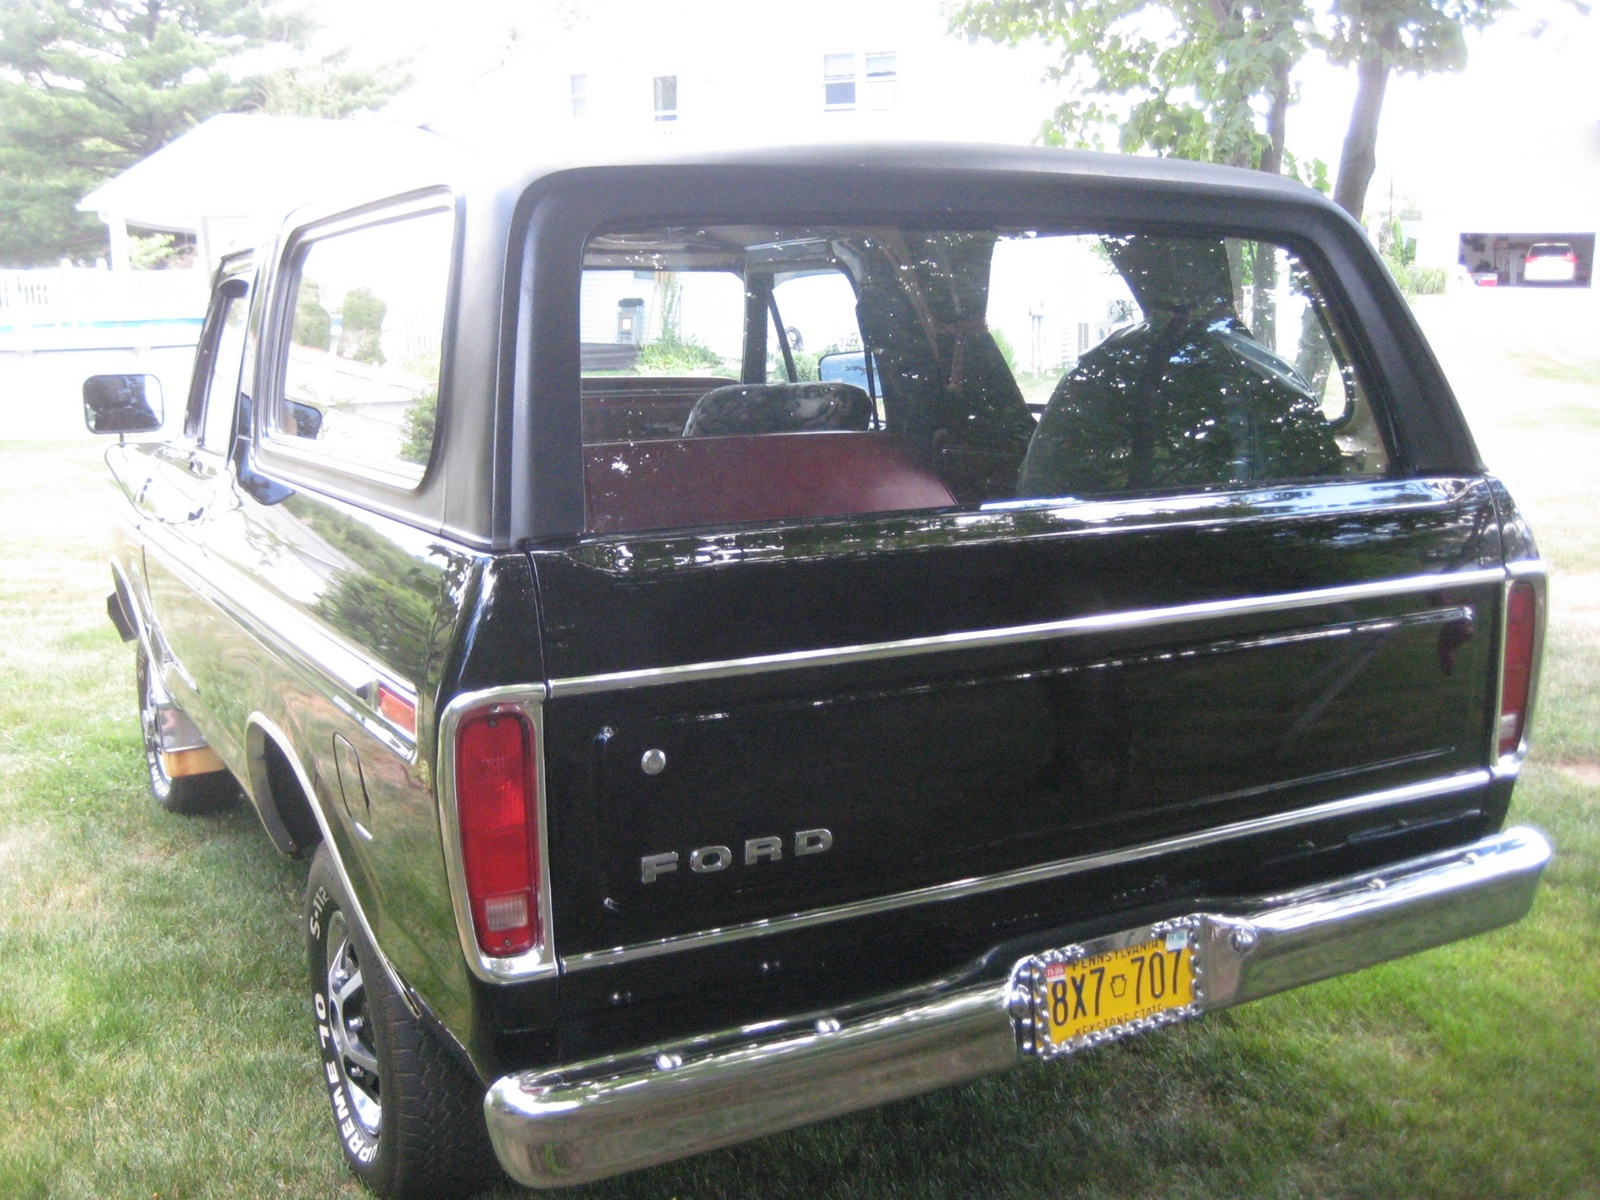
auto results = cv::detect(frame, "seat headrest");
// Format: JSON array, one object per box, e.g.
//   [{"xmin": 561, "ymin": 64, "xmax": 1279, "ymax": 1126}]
[{"xmin": 682, "ymin": 382, "xmax": 873, "ymax": 438}]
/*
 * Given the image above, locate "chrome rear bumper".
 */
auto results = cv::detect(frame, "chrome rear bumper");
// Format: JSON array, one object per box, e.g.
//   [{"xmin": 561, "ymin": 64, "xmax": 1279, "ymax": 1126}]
[{"xmin": 485, "ymin": 826, "xmax": 1551, "ymax": 1188}]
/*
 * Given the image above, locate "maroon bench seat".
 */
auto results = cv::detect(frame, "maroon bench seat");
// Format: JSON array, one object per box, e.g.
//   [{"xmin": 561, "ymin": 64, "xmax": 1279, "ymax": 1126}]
[{"xmin": 584, "ymin": 431, "xmax": 956, "ymax": 534}]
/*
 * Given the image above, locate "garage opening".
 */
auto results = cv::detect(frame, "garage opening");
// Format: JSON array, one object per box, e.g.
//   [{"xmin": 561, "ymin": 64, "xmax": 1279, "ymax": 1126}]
[{"xmin": 1459, "ymin": 232, "xmax": 1594, "ymax": 287}]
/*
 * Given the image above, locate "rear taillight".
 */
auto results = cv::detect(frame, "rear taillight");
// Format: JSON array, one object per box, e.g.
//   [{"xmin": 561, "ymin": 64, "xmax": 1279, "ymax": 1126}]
[
  {"xmin": 1497, "ymin": 581, "xmax": 1538, "ymax": 759},
  {"xmin": 456, "ymin": 710, "xmax": 541, "ymax": 956},
  {"xmin": 1566, "ymin": 253, "xmax": 1578, "ymax": 264}
]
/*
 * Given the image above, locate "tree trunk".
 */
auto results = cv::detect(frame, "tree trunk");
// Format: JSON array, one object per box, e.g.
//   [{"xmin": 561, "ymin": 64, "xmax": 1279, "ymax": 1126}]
[
  {"xmin": 1333, "ymin": 36, "xmax": 1396, "ymax": 222},
  {"xmin": 1249, "ymin": 56, "xmax": 1291, "ymax": 347},
  {"xmin": 1260, "ymin": 55, "xmax": 1291, "ymax": 177}
]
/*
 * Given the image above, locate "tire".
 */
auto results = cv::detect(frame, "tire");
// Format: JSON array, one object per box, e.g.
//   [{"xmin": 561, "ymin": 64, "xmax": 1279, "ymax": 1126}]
[
  {"xmin": 306, "ymin": 844, "xmax": 502, "ymax": 1199},
  {"xmin": 136, "ymin": 648, "xmax": 237, "ymax": 814}
]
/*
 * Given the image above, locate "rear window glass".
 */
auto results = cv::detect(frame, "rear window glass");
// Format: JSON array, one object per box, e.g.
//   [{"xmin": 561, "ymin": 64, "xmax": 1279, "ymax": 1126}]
[{"xmin": 580, "ymin": 226, "xmax": 1389, "ymax": 534}]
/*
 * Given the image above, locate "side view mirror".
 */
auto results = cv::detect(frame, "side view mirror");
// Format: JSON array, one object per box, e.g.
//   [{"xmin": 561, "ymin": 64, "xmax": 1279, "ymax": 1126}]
[
  {"xmin": 817, "ymin": 351, "xmax": 868, "ymax": 392},
  {"xmin": 83, "ymin": 374, "xmax": 163, "ymax": 435},
  {"xmin": 284, "ymin": 399, "xmax": 324, "ymax": 440}
]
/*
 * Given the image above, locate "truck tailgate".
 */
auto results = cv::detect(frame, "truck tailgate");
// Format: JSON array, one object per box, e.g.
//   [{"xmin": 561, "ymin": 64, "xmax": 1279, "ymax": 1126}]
[{"xmin": 530, "ymin": 477, "xmax": 1504, "ymax": 961}]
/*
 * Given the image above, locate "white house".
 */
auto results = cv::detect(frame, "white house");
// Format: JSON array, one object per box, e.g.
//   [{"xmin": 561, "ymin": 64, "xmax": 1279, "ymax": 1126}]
[
  {"xmin": 411, "ymin": 0, "xmax": 1060, "ymax": 150},
  {"xmin": 76, "ymin": 114, "xmax": 457, "ymax": 273}
]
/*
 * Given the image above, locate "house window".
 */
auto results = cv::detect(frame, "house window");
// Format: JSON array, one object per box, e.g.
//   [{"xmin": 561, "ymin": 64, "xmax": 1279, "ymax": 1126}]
[
  {"xmin": 653, "ymin": 75, "xmax": 678, "ymax": 122},
  {"xmin": 864, "ymin": 51, "xmax": 897, "ymax": 110},
  {"xmin": 822, "ymin": 53, "xmax": 856, "ymax": 110},
  {"xmin": 570, "ymin": 74, "xmax": 587, "ymax": 118}
]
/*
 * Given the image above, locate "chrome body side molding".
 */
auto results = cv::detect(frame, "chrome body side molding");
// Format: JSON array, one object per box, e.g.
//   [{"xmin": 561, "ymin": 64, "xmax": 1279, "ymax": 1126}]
[
  {"xmin": 119, "ymin": 482, "xmax": 421, "ymax": 762},
  {"xmin": 560, "ymin": 769, "xmax": 1492, "ymax": 972},
  {"xmin": 200, "ymin": 551, "xmax": 421, "ymax": 760},
  {"xmin": 487, "ymin": 827, "xmax": 1551, "ymax": 1188},
  {"xmin": 545, "ymin": 567, "xmax": 1507, "ymax": 699}
]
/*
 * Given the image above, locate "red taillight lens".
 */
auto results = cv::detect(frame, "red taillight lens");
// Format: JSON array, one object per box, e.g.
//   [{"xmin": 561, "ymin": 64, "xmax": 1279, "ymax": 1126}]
[
  {"xmin": 456, "ymin": 711, "xmax": 540, "ymax": 956},
  {"xmin": 1566, "ymin": 253, "xmax": 1578, "ymax": 264},
  {"xmin": 1497, "ymin": 582, "xmax": 1538, "ymax": 759}
]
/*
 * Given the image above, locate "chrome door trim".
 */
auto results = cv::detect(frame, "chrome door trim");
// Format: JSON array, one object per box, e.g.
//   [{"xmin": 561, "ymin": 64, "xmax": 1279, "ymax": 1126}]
[
  {"xmin": 436, "ymin": 685, "xmax": 559, "ymax": 984},
  {"xmin": 546, "ymin": 567, "xmax": 1507, "ymax": 699},
  {"xmin": 560, "ymin": 769, "xmax": 1493, "ymax": 972}
]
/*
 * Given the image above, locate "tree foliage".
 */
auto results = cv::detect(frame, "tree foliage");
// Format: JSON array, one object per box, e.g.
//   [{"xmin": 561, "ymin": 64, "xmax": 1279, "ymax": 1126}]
[
  {"xmin": 952, "ymin": 0, "xmax": 1506, "ymax": 220},
  {"xmin": 952, "ymin": 0, "xmax": 1310, "ymax": 172},
  {"xmin": 242, "ymin": 47, "xmax": 410, "ymax": 120},
  {"xmin": 0, "ymin": 0, "xmax": 403, "ymax": 266}
]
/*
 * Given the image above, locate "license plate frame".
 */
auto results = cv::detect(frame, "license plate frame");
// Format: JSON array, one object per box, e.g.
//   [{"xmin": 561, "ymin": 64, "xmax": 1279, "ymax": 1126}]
[{"xmin": 1011, "ymin": 917, "xmax": 1206, "ymax": 1059}]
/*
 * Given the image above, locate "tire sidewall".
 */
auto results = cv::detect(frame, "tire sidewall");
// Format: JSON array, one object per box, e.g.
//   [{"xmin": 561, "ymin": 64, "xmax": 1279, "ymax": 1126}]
[{"xmin": 307, "ymin": 851, "xmax": 387, "ymax": 1182}]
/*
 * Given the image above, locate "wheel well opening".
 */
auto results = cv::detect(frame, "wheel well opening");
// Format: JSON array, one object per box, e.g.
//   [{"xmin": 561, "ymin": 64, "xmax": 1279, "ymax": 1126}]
[
  {"xmin": 248, "ymin": 727, "xmax": 325, "ymax": 856},
  {"xmin": 266, "ymin": 742, "xmax": 324, "ymax": 851}
]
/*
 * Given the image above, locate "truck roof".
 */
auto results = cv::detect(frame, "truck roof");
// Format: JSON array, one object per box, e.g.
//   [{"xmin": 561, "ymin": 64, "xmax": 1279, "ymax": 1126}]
[{"xmin": 276, "ymin": 136, "xmax": 1336, "ymax": 238}]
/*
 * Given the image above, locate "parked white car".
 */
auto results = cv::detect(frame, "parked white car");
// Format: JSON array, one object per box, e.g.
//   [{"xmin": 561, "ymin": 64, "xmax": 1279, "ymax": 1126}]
[{"xmin": 1523, "ymin": 242, "xmax": 1578, "ymax": 285}]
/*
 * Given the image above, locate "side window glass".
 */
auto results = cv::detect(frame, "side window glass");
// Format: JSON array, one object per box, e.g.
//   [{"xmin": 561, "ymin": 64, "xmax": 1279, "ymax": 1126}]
[
  {"xmin": 198, "ymin": 282, "xmax": 250, "ymax": 453},
  {"xmin": 272, "ymin": 209, "xmax": 453, "ymax": 485},
  {"xmin": 578, "ymin": 225, "xmax": 1391, "ymax": 536}
]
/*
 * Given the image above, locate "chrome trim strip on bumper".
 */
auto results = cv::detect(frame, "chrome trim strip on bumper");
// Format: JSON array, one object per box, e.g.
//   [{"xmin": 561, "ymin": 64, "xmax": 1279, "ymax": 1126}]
[
  {"xmin": 560, "ymin": 769, "xmax": 1492, "ymax": 972},
  {"xmin": 546, "ymin": 567, "xmax": 1506, "ymax": 699},
  {"xmin": 487, "ymin": 826, "xmax": 1551, "ymax": 1189}
]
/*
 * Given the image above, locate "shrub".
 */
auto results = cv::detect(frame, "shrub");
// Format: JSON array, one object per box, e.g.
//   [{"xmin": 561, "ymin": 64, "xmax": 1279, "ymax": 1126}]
[
  {"xmin": 637, "ymin": 335, "xmax": 725, "ymax": 374},
  {"xmin": 398, "ymin": 391, "xmax": 436, "ymax": 465},
  {"xmin": 990, "ymin": 327, "xmax": 1019, "ymax": 372}
]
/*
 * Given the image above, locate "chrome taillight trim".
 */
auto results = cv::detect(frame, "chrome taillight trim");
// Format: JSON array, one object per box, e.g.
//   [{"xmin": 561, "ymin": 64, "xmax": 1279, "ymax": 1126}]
[
  {"xmin": 560, "ymin": 768, "xmax": 1492, "ymax": 972},
  {"xmin": 437, "ymin": 684, "xmax": 558, "ymax": 984},
  {"xmin": 545, "ymin": 567, "xmax": 1507, "ymax": 699},
  {"xmin": 1490, "ymin": 561, "xmax": 1548, "ymax": 780}
]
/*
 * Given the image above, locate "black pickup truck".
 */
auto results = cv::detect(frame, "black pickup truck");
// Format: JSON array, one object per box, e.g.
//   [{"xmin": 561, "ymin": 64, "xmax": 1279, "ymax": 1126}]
[{"xmin": 85, "ymin": 144, "xmax": 1551, "ymax": 1197}]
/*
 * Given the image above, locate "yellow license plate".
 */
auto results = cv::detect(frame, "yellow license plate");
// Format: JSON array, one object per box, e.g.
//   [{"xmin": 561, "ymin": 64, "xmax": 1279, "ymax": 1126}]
[{"xmin": 1042, "ymin": 931, "xmax": 1196, "ymax": 1045}]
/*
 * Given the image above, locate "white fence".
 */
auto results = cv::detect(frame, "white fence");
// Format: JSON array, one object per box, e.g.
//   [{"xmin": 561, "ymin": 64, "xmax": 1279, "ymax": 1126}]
[
  {"xmin": 1, "ymin": 267, "xmax": 207, "ymax": 339},
  {"xmin": 1, "ymin": 268, "xmax": 207, "ymax": 438}
]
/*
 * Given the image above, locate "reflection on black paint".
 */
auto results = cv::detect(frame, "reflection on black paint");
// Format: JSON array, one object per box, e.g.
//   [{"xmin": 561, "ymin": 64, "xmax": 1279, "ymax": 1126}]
[{"xmin": 1020, "ymin": 235, "xmax": 1343, "ymax": 500}]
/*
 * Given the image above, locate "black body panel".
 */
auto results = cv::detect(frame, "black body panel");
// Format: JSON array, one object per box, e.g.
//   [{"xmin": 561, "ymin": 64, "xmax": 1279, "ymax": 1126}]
[{"xmin": 532, "ymin": 476, "xmax": 1503, "ymax": 975}]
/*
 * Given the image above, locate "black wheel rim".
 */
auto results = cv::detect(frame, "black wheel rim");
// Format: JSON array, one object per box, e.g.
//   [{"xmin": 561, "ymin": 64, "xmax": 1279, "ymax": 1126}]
[{"xmin": 324, "ymin": 909, "xmax": 382, "ymax": 1136}]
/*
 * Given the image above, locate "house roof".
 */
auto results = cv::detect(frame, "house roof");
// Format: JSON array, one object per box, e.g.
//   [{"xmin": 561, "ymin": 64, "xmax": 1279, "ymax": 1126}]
[{"xmin": 77, "ymin": 114, "xmax": 457, "ymax": 233}]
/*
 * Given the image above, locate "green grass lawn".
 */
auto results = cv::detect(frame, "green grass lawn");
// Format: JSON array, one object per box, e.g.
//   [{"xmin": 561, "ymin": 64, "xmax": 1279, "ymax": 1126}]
[{"xmin": 2, "ymin": 295, "xmax": 1598, "ymax": 1198}]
